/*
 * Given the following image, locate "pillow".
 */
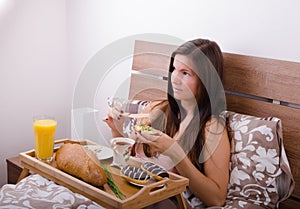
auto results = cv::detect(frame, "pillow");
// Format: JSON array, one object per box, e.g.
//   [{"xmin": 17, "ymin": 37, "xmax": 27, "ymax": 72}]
[
  {"xmin": 122, "ymin": 100, "xmax": 149, "ymax": 137},
  {"xmin": 224, "ymin": 111, "xmax": 294, "ymax": 209}
]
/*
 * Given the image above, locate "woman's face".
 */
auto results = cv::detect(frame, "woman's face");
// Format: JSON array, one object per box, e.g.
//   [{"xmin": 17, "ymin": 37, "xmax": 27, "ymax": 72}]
[{"xmin": 171, "ymin": 54, "xmax": 200, "ymax": 102}]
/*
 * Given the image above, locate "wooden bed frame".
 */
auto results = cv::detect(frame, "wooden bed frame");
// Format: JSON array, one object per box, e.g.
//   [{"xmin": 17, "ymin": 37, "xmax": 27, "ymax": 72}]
[{"xmin": 128, "ymin": 40, "xmax": 300, "ymax": 208}]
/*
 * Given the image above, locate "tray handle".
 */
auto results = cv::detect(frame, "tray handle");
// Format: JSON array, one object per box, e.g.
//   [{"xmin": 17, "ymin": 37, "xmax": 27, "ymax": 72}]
[
  {"xmin": 124, "ymin": 177, "xmax": 188, "ymax": 208},
  {"xmin": 144, "ymin": 177, "xmax": 186, "ymax": 196}
]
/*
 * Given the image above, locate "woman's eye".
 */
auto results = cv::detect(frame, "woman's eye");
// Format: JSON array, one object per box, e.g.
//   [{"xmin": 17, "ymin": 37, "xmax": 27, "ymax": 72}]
[{"xmin": 183, "ymin": 71, "xmax": 190, "ymax": 76}]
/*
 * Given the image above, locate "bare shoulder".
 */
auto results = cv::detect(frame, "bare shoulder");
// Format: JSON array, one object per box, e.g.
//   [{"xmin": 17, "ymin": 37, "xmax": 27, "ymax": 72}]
[
  {"xmin": 202, "ymin": 117, "xmax": 230, "ymax": 164},
  {"xmin": 205, "ymin": 116, "xmax": 227, "ymax": 136}
]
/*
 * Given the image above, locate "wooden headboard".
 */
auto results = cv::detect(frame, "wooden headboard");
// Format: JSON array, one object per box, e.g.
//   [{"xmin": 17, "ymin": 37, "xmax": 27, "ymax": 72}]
[{"xmin": 128, "ymin": 40, "xmax": 300, "ymax": 208}]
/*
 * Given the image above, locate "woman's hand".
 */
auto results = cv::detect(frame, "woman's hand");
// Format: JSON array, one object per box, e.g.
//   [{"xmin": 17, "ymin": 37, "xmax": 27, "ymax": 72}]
[
  {"xmin": 135, "ymin": 129, "xmax": 171, "ymax": 153},
  {"xmin": 135, "ymin": 128, "xmax": 186, "ymax": 163},
  {"xmin": 102, "ymin": 106, "xmax": 125, "ymax": 137}
]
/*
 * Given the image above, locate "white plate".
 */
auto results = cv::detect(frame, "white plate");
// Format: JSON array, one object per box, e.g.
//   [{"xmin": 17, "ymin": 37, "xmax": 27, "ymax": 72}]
[
  {"xmin": 84, "ymin": 145, "xmax": 113, "ymax": 160},
  {"xmin": 128, "ymin": 178, "xmax": 164, "ymax": 188}
]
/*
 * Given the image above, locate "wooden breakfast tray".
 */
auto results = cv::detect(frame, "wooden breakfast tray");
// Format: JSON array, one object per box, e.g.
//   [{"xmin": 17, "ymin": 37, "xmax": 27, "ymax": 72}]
[{"xmin": 18, "ymin": 139, "xmax": 189, "ymax": 209}]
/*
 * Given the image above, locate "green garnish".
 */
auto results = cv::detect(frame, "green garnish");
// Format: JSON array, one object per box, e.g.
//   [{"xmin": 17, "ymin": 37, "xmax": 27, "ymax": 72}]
[
  {"xmin": 134, "ymin": 124, "xmax": 156, "ymax": 134},
  {"xmin": 101, "ymin": 164, "xmax": 125, "ymax": 200}
]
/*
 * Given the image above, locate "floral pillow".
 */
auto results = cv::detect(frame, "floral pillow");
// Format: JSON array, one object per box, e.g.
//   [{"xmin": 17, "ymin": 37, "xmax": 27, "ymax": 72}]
[
  {"xmin": 224, "ymin": 111, "xmax": 294, "ymax": 209},
  {"xmin": 122, "ymin": 100, "xmax": 149, "ymax": 137}
]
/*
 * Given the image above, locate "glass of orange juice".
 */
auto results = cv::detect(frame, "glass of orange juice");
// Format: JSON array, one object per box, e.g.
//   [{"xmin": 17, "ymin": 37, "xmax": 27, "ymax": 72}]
[{"xmin": 33, "ymin": 116, "xmax": 57, "ymax": 163}]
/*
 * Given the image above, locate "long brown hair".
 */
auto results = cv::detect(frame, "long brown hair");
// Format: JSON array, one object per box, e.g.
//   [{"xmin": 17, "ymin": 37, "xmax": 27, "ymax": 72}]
[{"xmin": 154, "ymin": 39, "xmax": 226, "ymax": 171}]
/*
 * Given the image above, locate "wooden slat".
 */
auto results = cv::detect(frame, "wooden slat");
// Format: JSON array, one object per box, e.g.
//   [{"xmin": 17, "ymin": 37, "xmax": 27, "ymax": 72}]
[
  {"xmin": 223, "ymin": 53, "xmax": 300, "ymax": 105},
  {"xmin": 134, "ymin": 40, "xmax": 177, "ymax": 56},
  {"xmin": 130, "ymin": 40, "xmax": 173, "ymax": 100},
  {"xmin": 132, "ymin": 54, "xmax": 170, "ymax": 77},
  {"xmin": 132, "ymin": 40, "xmax": 177, "ymax": 77},
  {"xmin": 128, "ymin": 74, "xmax": 167, "ymax": 101},
  {"xmin": 226, "ymin": 94, "xmax": 300, "ymax": 199}
]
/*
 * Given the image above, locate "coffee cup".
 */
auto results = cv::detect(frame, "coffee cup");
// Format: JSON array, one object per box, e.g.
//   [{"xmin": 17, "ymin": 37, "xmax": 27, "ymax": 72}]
[{"xmin": 110, "ymin": 137, "xmax": 135, "ymax": 168}]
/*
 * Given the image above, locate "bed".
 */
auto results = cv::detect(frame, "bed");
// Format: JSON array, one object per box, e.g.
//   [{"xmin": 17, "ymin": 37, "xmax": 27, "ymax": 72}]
[{"xmin": 1, "ymin": 39, "xmax": 299, "ymax": 209}]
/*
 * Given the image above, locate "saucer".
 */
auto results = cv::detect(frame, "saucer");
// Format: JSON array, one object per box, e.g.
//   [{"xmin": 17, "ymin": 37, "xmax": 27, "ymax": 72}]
[{"xmin": 83, "ymin": 145, "xmax": 113, "ymax": 160}]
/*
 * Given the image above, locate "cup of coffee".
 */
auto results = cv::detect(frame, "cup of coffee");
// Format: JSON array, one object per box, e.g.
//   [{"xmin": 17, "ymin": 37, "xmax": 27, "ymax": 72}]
[{"xmin": 110, "ymin": 137, "xmax": 135, "ymax": 168}]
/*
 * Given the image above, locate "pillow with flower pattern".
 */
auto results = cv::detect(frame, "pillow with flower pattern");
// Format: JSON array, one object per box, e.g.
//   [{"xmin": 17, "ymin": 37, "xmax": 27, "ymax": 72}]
[
  {"xmin": 122, "ymin": 100, "xmax": 150, "ymax": 137},
  {"xmin": 224, "ymin": 111, "xmax": 294, "ymax": 209}
]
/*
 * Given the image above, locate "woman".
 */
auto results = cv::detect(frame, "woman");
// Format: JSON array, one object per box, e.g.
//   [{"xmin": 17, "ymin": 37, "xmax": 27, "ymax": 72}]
[{"xmin": 104, "ymin": 39, "xmax": 230, "ymax": 208}]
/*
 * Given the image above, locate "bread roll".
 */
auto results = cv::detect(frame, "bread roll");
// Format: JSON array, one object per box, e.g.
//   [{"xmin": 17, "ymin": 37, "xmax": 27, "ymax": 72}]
[{"xmin": 55, "ymin": 143, "xmax": 107, "ymax": 187}]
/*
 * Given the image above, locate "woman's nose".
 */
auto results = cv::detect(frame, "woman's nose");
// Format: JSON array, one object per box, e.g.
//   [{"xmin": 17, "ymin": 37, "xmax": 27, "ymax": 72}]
[{"xmin": 171, "ymin": 71, "xmax": 181, "ymax": 84}]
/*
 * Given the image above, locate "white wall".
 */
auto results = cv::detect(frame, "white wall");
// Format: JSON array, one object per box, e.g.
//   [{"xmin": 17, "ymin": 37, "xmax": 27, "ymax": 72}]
[
  {"xmin": 0, "ymin": 0, "xmax": 299, "ymax": 186},
  {"xmin": 0, "ymin": 0, "xmax": 69, "ymax": 186},
  {"xmin": 66, "ymin": 0, "xmax": 300, "ymax": 61}
]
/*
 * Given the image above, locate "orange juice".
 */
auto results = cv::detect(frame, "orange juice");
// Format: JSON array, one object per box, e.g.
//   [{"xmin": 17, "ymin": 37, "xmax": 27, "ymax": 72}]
[{"xmin": 33, "ymin": 119, "xmax": 56, "ymax": 162}]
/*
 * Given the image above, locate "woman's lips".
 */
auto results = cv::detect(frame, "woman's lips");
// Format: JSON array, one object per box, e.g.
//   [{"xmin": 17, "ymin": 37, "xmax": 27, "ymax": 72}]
[{"xmin": 173, "ymin": 87, "xmax": 182, "ymax": 92}]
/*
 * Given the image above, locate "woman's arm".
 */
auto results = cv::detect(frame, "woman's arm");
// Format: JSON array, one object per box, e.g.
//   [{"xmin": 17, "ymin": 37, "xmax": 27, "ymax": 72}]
[{"xmin": 175, "ymin": 126, "xmax": 230, "ymax": 206}]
